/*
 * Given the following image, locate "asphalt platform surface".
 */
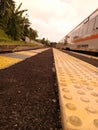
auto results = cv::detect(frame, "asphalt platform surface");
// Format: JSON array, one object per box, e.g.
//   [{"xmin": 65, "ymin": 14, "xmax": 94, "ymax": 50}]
[{"xmin": 0, "ymin": 48, "xmax": 61, "ymax": 130}]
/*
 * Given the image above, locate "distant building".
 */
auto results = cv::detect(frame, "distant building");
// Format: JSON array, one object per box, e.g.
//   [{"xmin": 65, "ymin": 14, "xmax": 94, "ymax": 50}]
[{"xmin": 50, "ymin": 42, "xmax": 57, "ymax": 47}]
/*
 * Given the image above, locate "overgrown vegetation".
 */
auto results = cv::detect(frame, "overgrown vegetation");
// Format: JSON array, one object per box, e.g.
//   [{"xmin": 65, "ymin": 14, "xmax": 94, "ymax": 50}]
[
  {"xmin": 36, "ymin": 38, "xmax": 51, "ymax": 46},
  {"xmin": 0, "ymin": 0, "xmax": 38, "ymax": 41},
  {"xmin": 0, "ymin": 29, "xmax": 11, "ymax": 42},
  {"xmin": 0, "ymin": 0, "xmax": 51, "ymax": 46}
]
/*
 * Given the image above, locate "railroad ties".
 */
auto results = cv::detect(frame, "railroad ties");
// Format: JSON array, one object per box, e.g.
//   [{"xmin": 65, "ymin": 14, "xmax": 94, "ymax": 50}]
[{"xmin": 53, "ymin": 48, "xmax": 98, "ymax": 130}]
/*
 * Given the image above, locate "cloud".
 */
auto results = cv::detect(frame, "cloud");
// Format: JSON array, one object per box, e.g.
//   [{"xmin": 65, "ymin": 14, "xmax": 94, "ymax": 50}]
[
  {"xmin": 60, "ymin": 0, "xmax": 72, "ymax": 3},
  {"xmin": 14, "ymin": 0, "xmax": 98, "ymax": 42}
]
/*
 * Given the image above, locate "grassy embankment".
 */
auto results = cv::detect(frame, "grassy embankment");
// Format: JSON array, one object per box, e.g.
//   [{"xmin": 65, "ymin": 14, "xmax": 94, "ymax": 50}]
[{"xmin": 0, "ymin": 29, "xmax": 42, "ymax": 47}]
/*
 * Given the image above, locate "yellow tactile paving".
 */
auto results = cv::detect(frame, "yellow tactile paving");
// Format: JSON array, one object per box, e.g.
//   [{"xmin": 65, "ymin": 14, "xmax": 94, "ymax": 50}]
[
  {"xmin": 53, "ymin": 48, "xmax": 98, "ymax": 130},
  {"xmin": 15, "ymin": 51, "xmax": 37, "ymax": 56},
  {"xmin": 0, "ymin": 56, "xmax": 22, "ymax": 69},
  {"xmin": 0, "ymin": 48, "xmax": 49, "ymax": 70},
  {"xmin": 15, "ymin": 48, "xmax": 49, "ymax": 56}
]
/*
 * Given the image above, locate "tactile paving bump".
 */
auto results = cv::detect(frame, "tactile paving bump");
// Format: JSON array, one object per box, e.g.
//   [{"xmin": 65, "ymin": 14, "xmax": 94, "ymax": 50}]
[{"xmin": 53, "ymin": 48, "xmax": 98, "ymax": 130}]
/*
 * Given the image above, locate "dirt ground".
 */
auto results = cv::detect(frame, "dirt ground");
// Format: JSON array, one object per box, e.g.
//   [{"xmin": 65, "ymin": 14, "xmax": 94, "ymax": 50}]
[{"xmin": 0, "ymin": 48, "xmax": 62, "ymax": 130}]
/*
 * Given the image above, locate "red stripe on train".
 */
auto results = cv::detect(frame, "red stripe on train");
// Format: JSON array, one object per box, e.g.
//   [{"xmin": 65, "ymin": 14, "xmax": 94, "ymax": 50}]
[{"xmin": 73, "ymin": 34, "xmax": 98, "ymax": 43}]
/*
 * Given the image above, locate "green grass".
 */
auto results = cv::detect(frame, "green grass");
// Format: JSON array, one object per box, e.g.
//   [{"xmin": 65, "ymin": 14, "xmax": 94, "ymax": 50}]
[
  {"xmin": 0, "ymin": 40, "xmax": 43, "ymax": 47},
  {"xmin": 0, "ymin": 29, "xmax": 12, "ymax": 42},
  {"xmin": 0, "ymin": 41, "xmax": 28, "ymax": 45},
  {"xmin": 0, "ymin": 29, "xmax": 43, "ymax": 46}
]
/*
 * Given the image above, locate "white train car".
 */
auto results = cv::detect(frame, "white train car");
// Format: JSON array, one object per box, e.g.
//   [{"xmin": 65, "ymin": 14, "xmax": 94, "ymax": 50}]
[{"xmin": 63, "ymin": 8, "xmax": 98, "ymax": 52}]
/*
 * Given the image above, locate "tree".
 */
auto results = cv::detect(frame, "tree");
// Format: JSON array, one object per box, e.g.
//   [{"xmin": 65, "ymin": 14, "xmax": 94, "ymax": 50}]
[
  {"xmin": 41, "ymin": 38, "xmax": 50, "ymax": 46},
  {"xmin": 6, "ymin": 3, "xmax": 28, "ymax": 40},
  {"xmin": 0, "ymin": 0, "xmax": 39, "ymax": 41},
  {"xmin": 0, "ymin": 0, "xmax": 15, "ymax": 29},
  {"xmin": 29, "ymin": 28, "xmax": 38, "ymax": 40},
  {"xmin": 22, "ymin": 16, "xmax": 30, "ymax": 40}
]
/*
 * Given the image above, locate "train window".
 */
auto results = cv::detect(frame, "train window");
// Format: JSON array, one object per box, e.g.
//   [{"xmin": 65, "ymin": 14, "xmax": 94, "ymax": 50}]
[
  {"xmin": 78, "ymin": 27, "xmax": 83, "ymax": 37},
  {"xmin": 73, "ymin": 30, "xmax": 79, "ymax": 39},
  {"xmin": 94, "ymin": 15, "xmax": 98, "ymax": 29},
  {"xmin": 77, "ymin": 44, "xmax": 88, "ymax": 48},
  {"xmin": 87, "ymin": 18, "xmax": 96, "ymax": 34},
  {"xmin": 82, "ymin": 22, "xmax": 89, "ymax": 36}
]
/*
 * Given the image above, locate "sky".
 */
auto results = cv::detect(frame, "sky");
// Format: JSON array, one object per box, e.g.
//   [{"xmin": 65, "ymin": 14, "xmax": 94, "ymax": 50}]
[{"xmin": 14, "ymin": 0, "xmax": 98, "ymax": 42}]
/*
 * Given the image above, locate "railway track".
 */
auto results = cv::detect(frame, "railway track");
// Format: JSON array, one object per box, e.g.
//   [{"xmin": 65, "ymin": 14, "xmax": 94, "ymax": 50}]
[{"xmin": 62, "ymin": 50, "xmax": 98, "ymax": 67}]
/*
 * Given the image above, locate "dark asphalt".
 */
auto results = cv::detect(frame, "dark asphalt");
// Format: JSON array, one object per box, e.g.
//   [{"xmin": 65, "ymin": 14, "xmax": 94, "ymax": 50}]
[{"xmin": 0, "ymin": 48, "xmax": 61, "ymax": 130}]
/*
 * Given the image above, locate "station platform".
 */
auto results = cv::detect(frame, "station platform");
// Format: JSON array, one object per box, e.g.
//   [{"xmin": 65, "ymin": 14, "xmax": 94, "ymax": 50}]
[
  {"xmin": 53, "ymin": 48, "xmax": 98, "ymax": 130},
  {"xmin": 0, "ymin": 48, "xmax": 48, "ymax": 69}
]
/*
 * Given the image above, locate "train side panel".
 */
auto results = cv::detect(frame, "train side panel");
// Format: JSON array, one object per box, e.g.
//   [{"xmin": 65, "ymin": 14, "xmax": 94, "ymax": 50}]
[{"xmin": 60, "ymin": 9, "xmax": 98, "ymax": 52}]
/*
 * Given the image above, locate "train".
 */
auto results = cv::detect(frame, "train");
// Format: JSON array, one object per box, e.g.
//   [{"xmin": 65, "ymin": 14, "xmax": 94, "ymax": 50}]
[{"xmin": 57, "ymin": 8, "xmax": 98, "ymax": 52}]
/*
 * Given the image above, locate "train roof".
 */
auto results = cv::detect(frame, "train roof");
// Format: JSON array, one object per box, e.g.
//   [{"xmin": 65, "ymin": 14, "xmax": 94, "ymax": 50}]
[{"xmin": 67, "ymin": 8, "xmax": 98, "ymax": 36}]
